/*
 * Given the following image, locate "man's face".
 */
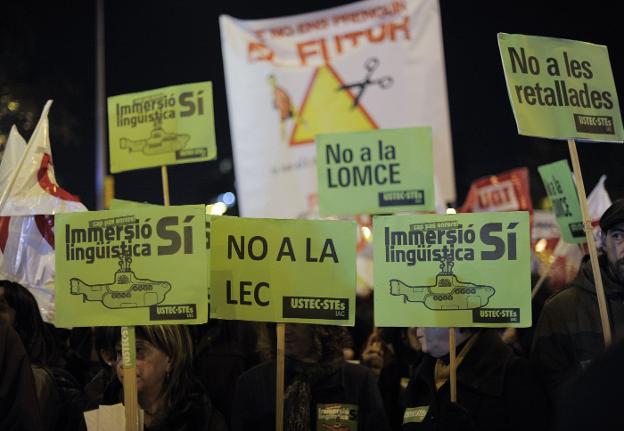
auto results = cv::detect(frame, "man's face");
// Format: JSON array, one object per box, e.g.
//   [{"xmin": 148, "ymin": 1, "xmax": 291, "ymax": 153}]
[
  {"xmin": 285, "ymin": 323, "xmax": 318, "ymax": 362},
  {"xmin": 603, "ymin": 222, "xmax": 624, "ymax": 283}
]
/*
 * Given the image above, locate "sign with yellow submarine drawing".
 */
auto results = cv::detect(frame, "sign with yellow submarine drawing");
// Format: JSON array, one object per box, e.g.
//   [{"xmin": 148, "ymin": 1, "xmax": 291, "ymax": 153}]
[
  {"xmin": 54, "ymin": 206, "xmax": 208, "ymax": 327},
  {"xmin": 373, "ymin": 212, "xmax": 531, "ymax": 327},
  {"xmin": 107, "ymin": 82, "xmax": 217, "ymax": 173}
]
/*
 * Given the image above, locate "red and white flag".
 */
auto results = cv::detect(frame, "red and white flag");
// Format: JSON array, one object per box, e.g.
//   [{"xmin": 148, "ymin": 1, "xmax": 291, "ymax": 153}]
[
  {"xmin": 0, "ymin": 101, "xmax": 85, "ymax": 216},
  {"xmin": 0, "ymin": 102, "xmax": 86, "ymax": 321}
]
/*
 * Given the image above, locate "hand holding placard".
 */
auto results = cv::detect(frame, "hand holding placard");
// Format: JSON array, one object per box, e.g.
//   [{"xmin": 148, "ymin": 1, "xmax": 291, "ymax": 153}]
[
  {"xmin": 210, "ymin": 216, "xmax": 356, "ymax": 431},
  {"xmin": 499, "ymin": 33, "xmax": 622, "ymax": 345}
]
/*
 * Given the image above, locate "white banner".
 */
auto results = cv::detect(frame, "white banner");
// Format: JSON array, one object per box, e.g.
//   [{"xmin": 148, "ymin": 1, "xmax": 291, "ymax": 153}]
[{"xmin": 221, "ymin": 0, "xmax": 454, "ymax": 217}]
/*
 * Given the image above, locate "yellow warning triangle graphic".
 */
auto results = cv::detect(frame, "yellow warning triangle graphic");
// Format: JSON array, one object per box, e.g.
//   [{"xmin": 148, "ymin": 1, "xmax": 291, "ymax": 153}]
[{"xmin": 289, "ymin": 64, "xmax": 378, "ymax": 146}]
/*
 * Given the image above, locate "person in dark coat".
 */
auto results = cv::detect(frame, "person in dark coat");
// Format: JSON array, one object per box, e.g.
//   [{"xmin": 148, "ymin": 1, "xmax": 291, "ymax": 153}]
[
  {"xmin": 401, "ymin": 328, "xmax": 548, "ymax": 431},
  {"xmin": 100, "ymin": 325, "xmax": 227, "ymax": 431},
  {"xmin": 101, "ymin": 378, "xmax": 225, "ymax": 431},
  {"xmin": 532, "ymin": 199, "xmax": 624, "ymax": 401},
  {"xmin": 84, "ymin": 327, "xmax": 117, "ymax": 410},
  {"xmin": 1, "ymin": 280, "xmax": 87, "ymax": 431},
  {"xmin": 232, "ymin": 323, "xmax": 390, "ymax": 431},
  {"xmin": 361, "ymin": 327, "xmax": 424, "ymax": 431},
  {"xmin": 0, "ymin": 320, "xmax": 43, "ymax": 431},
  {"xmin": 555, "ymin": 337, "xmax": 624, "ymax": 430},
  {"xmin": 192, "ymin": 319, "xmax": 264, "ymax": 429}
]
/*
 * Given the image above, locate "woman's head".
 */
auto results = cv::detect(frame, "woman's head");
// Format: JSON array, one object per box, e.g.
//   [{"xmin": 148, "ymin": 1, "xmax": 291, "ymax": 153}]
[
  {"xmin": 113, "ymin": 325, "xmax": 194, "ymax": 410},
  {"xmin": 93, "ymin": 326, "xmax": 117, "ymax": 366},
  {"xmin": 284, "ymin": 324, "xmax": 350, "ymax": 362},
  {"xmin": 0, "ymin": 280, "xmax": 52, "ymax": 364}
]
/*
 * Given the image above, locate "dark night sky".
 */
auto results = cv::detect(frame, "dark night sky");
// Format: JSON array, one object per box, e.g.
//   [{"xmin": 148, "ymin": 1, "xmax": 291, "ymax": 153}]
[{"xmin": 1, "ymin": 1, "xmax": 621, "ymax": 212}]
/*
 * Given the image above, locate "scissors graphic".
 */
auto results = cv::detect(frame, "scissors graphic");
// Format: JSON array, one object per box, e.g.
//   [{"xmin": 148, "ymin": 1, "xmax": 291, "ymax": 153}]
[{"xmin": 339, "ymin": 57, "xmax": 393, "ymax": 108}]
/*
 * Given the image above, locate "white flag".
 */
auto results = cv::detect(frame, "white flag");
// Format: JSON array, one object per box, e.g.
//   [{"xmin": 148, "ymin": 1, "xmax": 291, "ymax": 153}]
[
  {"xmin": 0, "ymin": 103, "xmax": 87, "ymax": 321},
  {"xmin": 588, "ymin": 175, "xmax": 611, "ymax": 248},
  {"xmin": 0, "ymin": 126, "xmax": 27, "ymax": 187},
  {"xmin": 588, "ymin": 175, "xmax": 611, "ymax": 221},
  {"xmin": 0, "ymin": 101, "xmax": 86, "ymax": 216},
  {"xmin": 0, "ymin": 126, "xmax": 27, "ymax": 279}
]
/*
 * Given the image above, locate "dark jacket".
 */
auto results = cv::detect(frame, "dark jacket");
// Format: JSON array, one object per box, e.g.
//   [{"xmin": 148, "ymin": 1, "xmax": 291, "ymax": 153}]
[
  {"xmin": 84, "ymin": 367, "xmax": 115, "ymax": 411},
  {"xmin": 0, "ymin": 322, "xmax": 43, "ymax": 431},
  {"xmin": 193, "ymin": 320, "xmax": 262, "ymax": 429},
  {"xmin": 531, "ymin": 254, "xmax": 624, "ymax": 400},
  {"xmin": 30, "ymin": 364, "xmax": 88, "ymax": 431},
  {"xmin": 232, "ymin": 359, "xmax": 390, "ymax": 431},
  {"xmin": 401, "ymin": 330, "xmax": 548, "ymax": 431},
  {"xmin": 555, "ymin": 338, "xmax": 624, "ymax": 430},
  {"xmin": 32, "ymin": 365, "xmax": 60, "ymax": 430},
  {"xmin": 100, "ymin": 379, "xmax": 227, "ymax": 431}
]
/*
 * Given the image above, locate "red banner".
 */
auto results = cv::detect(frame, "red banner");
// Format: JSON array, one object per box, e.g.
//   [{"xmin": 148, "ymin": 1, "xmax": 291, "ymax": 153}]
[{"xmin": 460, "ymin": 167, "xmax": 533, "ymax": 214}]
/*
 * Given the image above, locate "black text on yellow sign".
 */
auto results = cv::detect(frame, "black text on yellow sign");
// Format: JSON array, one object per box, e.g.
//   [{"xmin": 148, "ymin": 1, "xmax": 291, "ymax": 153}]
[{"xmin": 225, "ymin": 234, "xmax": 339, "ymax": 308}]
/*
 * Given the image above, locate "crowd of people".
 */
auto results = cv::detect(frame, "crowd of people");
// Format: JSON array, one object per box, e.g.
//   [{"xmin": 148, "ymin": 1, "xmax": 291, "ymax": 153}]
[{"xmin": 3, "ymin": 200, "xmax": 624, "ymax": 430}]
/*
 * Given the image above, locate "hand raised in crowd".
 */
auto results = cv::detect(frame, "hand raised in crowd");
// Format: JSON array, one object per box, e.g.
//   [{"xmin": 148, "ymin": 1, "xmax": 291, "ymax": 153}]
[{"xmin": 361, "ymin": 329, "xmax": 393, "ymax": 378}]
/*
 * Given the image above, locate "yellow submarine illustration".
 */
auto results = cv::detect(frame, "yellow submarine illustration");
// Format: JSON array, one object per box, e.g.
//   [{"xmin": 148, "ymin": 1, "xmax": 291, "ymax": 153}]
[
  {"xmin": 389, "ymin": 257, "xmax": 495, "ymax": 310},
  {"xmin": 120, "ymin": 126, "xmax": 190, "ymax": 155},
  {"xmin": 70, "ymin": 254, "xmax": 171, "ymax": 309}
]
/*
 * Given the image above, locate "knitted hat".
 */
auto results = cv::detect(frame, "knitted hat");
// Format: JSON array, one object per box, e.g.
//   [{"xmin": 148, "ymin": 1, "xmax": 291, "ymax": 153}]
[{"xmin": 600, "ymin": 199, "xmax": 624, "ymax": 232}]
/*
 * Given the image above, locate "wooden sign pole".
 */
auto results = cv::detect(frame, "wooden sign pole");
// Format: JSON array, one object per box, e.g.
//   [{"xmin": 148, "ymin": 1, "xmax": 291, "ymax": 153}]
[
  {"xmin": 531, "ymin": 259, "xmax": 554, "ymax": 299},
  {"xmin": 121, "ymin": 326, "xmax": 140, "ymax": 431},
  {"xmin": 122, "ymin": 165, "xmax": 171, "ymax": 431},
  {"xmin": 276, "ymin": 323, "xmax": 285, "ymax": 431},
  {"xmin": 161, "ymin": 166, "xmax": 171, "ymax": 207},
  {"xmin": 502, "ymin": 263, "xmax": 555, "ymax": 344},
  {"xmin": 445, "ymin": 208, "xmax": 458, "ymax": 403},
  {"xmin": 567, "ymin": 139, "xmax": 612, "ymax": 346},
  {"xmin": 503, "ymin": 264, "xmax": 551, "ymax": 345},
  {"xmin": 448, "ymin": 328, "xmax": 457, "ymax": 403}
]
